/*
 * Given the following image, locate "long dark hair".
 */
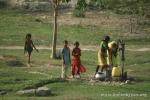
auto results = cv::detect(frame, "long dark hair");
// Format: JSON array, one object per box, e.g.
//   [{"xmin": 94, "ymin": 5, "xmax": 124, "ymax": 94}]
[
  {"xmin": 103, "ymin": 36, "xmax": 110, "ymax": 42},
  {"xmin": 25, "ymin": 33, "xmax": 31, "ymax": 40},
  {"xmin": 74, "ymin": 41, "xmax": 79, "ymax": 46}
]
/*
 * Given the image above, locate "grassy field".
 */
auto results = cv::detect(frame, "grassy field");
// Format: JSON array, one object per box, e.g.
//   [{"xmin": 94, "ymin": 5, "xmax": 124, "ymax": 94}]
[
  {"xmin": 0, "ymin": 49, "xmax": 150, "ymax": 100},
  {"xmin": 0, "ymin": 8, "xmax": 150, "ymax": 100},
  {"xmin": 0, "ymin": 9, "xmax": 150, "ymax": 46}
]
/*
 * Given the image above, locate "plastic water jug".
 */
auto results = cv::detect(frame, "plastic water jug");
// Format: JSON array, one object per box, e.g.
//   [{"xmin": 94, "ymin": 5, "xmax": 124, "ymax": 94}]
[{"xmin": 112, "ymin": 67, "xmax": 121, "ymax": 77}]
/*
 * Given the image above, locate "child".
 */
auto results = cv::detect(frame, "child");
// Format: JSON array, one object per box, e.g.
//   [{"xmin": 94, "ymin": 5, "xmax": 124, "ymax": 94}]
[
  {"xmin": 24, "ymin": 33, "xmax": 38, "ymax": 64},
  {"xmin": 72, "ymin": 41, "xmax": 86, "ymax": 78},
  {"xmin": 61, "ymin": 40, "xmax": 71, "ymax": 79}
]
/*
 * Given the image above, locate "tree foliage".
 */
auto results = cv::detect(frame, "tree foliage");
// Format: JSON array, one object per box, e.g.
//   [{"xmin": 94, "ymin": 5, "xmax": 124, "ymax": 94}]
[
  {"xmin": 73, "ymin": 0, "xmax": 87, "ymax": 17},
  {"xmin": 88, "ymin": 0, "xmax": 150, "ymax": 17}
]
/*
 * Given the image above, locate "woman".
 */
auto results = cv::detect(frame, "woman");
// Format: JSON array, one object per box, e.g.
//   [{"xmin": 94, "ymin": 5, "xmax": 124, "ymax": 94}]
[
  {"xmin": 107, "ymin": 41, "xmax": 119, "ymax": 67},
  {"xmin": 96, "ymin": 36, "xmax": 110, "ymax": 74}
]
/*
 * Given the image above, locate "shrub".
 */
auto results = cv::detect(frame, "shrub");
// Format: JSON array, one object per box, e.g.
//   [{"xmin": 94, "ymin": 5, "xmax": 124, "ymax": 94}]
[
  {"xmin": 73, "ymin": 0, "xmax": 87, "ymax": 17},
  {"xmin": 0, "ymin": 1, "xmax": 7, "ymax": 8}
]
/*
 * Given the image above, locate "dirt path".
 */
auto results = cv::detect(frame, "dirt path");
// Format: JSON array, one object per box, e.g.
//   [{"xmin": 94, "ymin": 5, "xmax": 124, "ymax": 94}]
[{"xmin": 0, "ymin": 46, "xmax": 150, "ymax": 51}]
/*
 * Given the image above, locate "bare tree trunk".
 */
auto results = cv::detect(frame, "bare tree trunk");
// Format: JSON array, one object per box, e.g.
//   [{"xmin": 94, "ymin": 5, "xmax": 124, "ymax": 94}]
[
  {"xmin": 51, "ymin": 1, "xmax": 58, "ymax": 59},
  {"xmin": 129, "ymin": 17, "xmax": 133, "ymax": 34}
]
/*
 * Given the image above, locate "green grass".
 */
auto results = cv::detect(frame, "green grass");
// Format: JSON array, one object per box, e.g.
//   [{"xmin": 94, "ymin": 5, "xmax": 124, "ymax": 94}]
[
  {"xmin": 0, "ymin": 49, "xmax": 150, "ymax": 100},
  {"xmin": 0, "ymin": 8, "xmax": 150, "ymax": 100},
  {"xmin": 0, "ymin": 9, "xmax": 150, "ymax": 46}
]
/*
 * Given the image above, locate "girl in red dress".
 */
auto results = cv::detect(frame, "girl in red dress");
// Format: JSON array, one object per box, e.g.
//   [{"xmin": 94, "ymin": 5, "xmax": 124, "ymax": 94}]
[{"xmin": 72, "ymin": 41, "xmax": 86, "ymax": 78}]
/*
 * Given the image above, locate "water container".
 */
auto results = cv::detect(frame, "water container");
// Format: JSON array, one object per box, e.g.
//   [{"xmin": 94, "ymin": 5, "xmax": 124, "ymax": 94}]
[
  {"xmin": 112, "ymin": 67, "xmax": 121, "ymax": 77},
  {"xmin": 95, "ymin": 72, "xmax": 105, "ymax": 81}
]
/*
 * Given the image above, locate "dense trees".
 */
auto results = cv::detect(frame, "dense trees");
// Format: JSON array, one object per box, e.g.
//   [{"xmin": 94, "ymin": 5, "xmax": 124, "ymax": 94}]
[
  {"xmin": 87, "ymin": 0, "xmax": 150, "ymax": 33},
  {"xmin": 88, "ymin": 0, "xmax": 150, "ymax": 16}
]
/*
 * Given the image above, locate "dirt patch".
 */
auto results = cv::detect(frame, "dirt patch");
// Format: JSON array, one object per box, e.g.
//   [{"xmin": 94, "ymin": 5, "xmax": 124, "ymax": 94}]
[
  {"xmin": 38, "ymin": 11, "xmax": 130, "ymax": 27},
  {"xmin": 28, "ymin": 71, "xmax": 50, "ymax": 76},
  {"xmin": 6, "ymin": 60, "xmax": 25, "ymax": 67},
  {"xmin": 0, "ymin": 55, "xmax": 4, "ymax": 60},
  {"xmin": 0, "ymin": 55, "xmax": 25, "ymax": 67},
  {"xmin": 1, "ymin": 46, "xmax": 150, "ymax": 51},
  {"xmin": 0, "ymin": 55, "xmax": 17, "ymax": 61}
]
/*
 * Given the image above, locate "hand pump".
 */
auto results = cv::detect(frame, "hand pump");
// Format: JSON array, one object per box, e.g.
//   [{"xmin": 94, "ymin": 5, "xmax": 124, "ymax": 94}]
[{"xmin": 118, "ymin": 40, "xmax": 125, "ymax": 80}]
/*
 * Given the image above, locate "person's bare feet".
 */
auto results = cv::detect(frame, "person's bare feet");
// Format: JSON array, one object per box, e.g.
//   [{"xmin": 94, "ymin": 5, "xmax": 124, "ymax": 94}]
[
  {"xmin": 70, "ymin": 75, "xmax": 74, "ymax": 79},
  {"xmin": 65, "ymin": 76, "xmax": 70, "ymax": 79},
  {"xmin": 27, "ymin": 63, "xmax": 31, "ymax": 67},
  {"xmin": 78, "ymin": 75, "xmax": 81, "ymax": 78}
]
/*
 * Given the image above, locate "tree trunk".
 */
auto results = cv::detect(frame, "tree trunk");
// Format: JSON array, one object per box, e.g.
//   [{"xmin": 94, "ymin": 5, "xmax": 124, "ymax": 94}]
[
  {"xmin": 129, "ymin": 17, "xmax": 133, "ymax": 34},
  {"xmin": 51, "ymin": 3, "xmax": 58, "ymax": 59}
]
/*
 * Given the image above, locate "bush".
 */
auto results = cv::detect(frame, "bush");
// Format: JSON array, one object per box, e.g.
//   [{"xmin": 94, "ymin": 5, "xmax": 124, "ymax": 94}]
[
  {"xmin": 0, "ymin": 1, "xmax": 7, "ymax": 8},
  {"xmin": 73, "ymin": 9, "xmax": 85, "ymax": 17},
  {"xmin": 138, "ymin": 20, "xmax": 150, "ymax": 26},
  {"xmin": 21, "ymin": 2, "xmax": 52, "ymax": 12},
  {"xmin": 73, "ymin": 0, "xmax": 87, "ymax": 17}
]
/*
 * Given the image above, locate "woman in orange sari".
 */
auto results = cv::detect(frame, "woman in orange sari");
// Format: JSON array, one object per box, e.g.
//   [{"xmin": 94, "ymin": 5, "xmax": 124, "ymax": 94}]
[{"xmin": 72, "ymin": 41, "xmax": 86, "ymax": 78}]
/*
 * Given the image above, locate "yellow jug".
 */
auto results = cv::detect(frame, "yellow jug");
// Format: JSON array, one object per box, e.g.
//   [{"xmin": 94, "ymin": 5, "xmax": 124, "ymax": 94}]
[{"xmin": 112, "ymin": 67, "xmax": 121, "ymax": 77}]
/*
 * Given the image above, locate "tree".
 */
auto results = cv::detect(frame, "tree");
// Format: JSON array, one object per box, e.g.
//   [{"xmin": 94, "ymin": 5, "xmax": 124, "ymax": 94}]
[
  {"xmin": 49, "ymin": 0, "xmax": 87, "ymax": 59},
  {"xmin": 48, "ymin": 0, "xmax": 58, "ymax": 59},
  {"xmin": 49, "ymin": 0, "xmax": 70, "ymax": 59}
]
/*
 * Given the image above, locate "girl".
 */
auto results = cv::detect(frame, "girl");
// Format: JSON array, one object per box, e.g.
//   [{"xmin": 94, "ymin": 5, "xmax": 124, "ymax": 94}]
[
  {"xmin": 72, "ymin": 41, "xmax": 86, "ymax": 78},
  {"xmin": 24, "ymin": 33, "xmax": 38, "ymax": 64}
]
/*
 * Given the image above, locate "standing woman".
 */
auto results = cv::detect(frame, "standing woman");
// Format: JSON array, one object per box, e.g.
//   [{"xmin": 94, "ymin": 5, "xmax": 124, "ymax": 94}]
[
  {"xmin": 107, "ymin": 41, "xmax": 119, "ymax": 67},
  {"xmin": 96, "ymin": 36, "xmax": 110, "ymax": 74},
  {"xmin": 24, "ymin": 33, "xmax": 38, "ymax": 64},
  {"xmin": 72, "ymin": 41, "xmax": 86, "ymax": 78}
]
